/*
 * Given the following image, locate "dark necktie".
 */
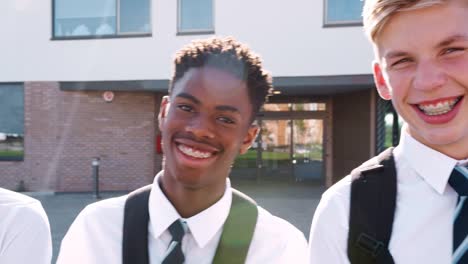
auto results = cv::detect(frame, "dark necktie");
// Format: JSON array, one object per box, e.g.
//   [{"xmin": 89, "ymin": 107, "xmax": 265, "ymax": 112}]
[
  {"xmin": 448, "ymin": 165, "xmax": 468, "ymax": 264},
  {"xmin": 162, "ymin": 219, "xmax": 185, "ymax": 264}
]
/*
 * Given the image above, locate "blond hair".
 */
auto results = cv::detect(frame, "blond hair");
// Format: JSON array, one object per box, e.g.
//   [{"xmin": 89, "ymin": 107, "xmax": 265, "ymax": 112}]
[{"xmin": 363, "ymin": 0, "xmax": 445, "ymax": 41}]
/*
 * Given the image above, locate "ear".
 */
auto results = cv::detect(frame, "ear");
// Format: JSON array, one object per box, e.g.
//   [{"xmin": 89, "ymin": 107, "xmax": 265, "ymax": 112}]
[
  {"xmin": 239, "ymin": 125, "xmax": 259, "ymax": 155},
  {"xmin": 158, "ymin": 96, "xmax": 170, "ymax": 130},
  {"xmin": 373, "ymin": 61, "xmax": 392, "ymax": 100}
]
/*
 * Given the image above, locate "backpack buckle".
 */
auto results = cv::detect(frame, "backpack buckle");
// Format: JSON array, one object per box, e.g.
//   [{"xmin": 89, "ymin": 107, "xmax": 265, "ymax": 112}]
[{"xmin": 356, "ymin": 233, "xmax": 385, "ymax": 257}]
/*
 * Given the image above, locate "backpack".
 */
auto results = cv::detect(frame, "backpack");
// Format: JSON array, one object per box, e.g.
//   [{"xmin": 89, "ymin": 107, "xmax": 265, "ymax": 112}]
[
  {"xmin": 348, "ymin": 147, "xmax": 397, "ymax": 264},
  {"xmin": 122, "ymin": 185, "xmax": 258, "ymax": 264}
]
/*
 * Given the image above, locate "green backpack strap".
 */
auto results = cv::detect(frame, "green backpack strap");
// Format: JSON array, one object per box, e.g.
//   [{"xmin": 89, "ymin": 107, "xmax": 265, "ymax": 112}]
[{"xmin": 212, "ymin": 188, "xmax": 259, "ymax": 264}]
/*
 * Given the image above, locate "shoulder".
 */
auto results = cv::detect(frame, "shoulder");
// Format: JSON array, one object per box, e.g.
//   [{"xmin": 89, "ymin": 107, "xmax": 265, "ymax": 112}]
[
  {"xmin": 231, "ymin": 188, "xmax": 306, "ymax": 244},
  {"xmin": 321, "ymin": 152, "xmax": 389, "ymax": 205},
  {"xmin": 0, "ymin": 189, "xmax": 52, "ymax": 264},
  {"xmin": 63, "ymin": 194, "xmax": 128, "ymax": 244},
  {"xmin": 255, "ymin": 206, "xmax": 306, "ymax": 241},
  {"xmin": 314, "ymin": 153, "xmax": 387, "ymax": 220},
  {"xmin": 320, "ymin": 174, "xmax": 352, "ymax": 210},
  {"xmin": 245, "ymin": 206, "xmax": 308, "ymax": 263},
  {"xmin": 0, "ymin": 187, "xmax": 41, "ymax": 206},
  {"xmin": 58, "ymin": 195, "xmax": 129, "ymax": 263},
  {"xmin": 0, "ymin": 188, "xmax": 49, "ymax": 227},
  {"xmin": 73, "ymin": 194, "xmax": 128, "ymax": 230}
]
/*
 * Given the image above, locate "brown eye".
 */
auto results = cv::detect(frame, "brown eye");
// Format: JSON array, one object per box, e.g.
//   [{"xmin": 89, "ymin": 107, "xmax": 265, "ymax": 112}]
[
  {"xmin": 217, "ymin": 116, "xmax": 235, "ymax": 124},
  {"xmin": 177, "ymin": 104, "xmax": 193, "ymax": 112}
]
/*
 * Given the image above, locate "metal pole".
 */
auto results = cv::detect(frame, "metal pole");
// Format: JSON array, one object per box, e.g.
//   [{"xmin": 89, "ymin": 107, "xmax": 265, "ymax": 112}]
[{"xmin": 92, "ymin": 157, "xmax": 101, "ymax": 199}]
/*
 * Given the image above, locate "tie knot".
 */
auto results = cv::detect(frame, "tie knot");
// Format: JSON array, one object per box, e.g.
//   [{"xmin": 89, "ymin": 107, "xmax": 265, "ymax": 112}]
[
  {"xmin": 449, "ymin": 165, "xmax": 468, "ymax": 196},
  {"xmin": 168, "ymin": 220, "xmax": 185, "ymax": 241}
]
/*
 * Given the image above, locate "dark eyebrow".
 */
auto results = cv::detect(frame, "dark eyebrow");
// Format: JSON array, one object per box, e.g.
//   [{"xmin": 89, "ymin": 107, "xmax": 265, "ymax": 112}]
[
  {"xmin": 215, "ymin": 105, "xmax": 240, "ymax": 113},
  {"xmin": 175, "ymin": 92, "xmax": 240, "ymax": 114},
  {"xmin": 436, "ymin": 34, "xmax": 468, "ymax": 48},
  {"xmin": 175, "ymin": 92, "xmax": 200, "ymax": 105}
]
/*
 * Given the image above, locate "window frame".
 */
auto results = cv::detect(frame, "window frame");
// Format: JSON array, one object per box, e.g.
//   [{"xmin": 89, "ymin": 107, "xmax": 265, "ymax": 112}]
[
  {"xmin": 0, "ymin": 83, "xmax": 25, "ymax": 162},
  {"xmin": 177, "ymin": 0, "xmax": 215, "ymax": 35},
  {"xmin": 51, "ymin": 0, "xmax": 153, "ymax": 40},
  {"xmin": 323, "ymin": 0, "xmax": 363, "ymax": 27}
]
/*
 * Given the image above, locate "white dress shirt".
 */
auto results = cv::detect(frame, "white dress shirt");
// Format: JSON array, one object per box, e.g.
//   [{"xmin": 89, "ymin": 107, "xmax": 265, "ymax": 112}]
[
  {"xmin": 57, "ymin": 172, "xmax": 308, "ymax": 264},
  {"xmin": 0, "ymin": 188, "xmax": 52, "ymax": 264},
  {"xmin": 308, "ymin": 130, "xmax": 468, "ymax": 264}
]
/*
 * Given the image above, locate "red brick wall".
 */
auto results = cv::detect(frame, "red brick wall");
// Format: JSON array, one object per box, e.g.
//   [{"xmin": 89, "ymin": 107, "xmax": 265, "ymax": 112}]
[{"xmin": 0, "ymin": 82, "xmax": 164, "ymax": 192}]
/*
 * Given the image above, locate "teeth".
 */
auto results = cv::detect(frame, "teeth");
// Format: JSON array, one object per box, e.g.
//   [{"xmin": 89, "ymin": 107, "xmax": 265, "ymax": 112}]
[
  {"xmin": 177, "ymin": 144, "xmax": 212, "ymax": 158},
  {"xmin": 417, "ymin": 97, "xmax": 460, "ymax": 116}
]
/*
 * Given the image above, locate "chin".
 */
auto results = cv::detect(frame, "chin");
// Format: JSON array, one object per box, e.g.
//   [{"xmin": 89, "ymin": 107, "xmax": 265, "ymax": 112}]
[{"xmin": 420, "ymin": 128, "xmax": 467, "ymax": 150}]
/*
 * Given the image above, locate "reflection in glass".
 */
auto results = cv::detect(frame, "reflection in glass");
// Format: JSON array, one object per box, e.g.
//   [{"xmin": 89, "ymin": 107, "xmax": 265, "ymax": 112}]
[
  {"xmin": 54, "ymin": 0, "xmax": 151, "ymax": 37},
  {"xmin": 119, "ymin": 0, "xmax": 151, "ymax": 33},
  {"xmin": 0, "ymin": 85, "xmax": 24, "ymax": 161},
  {"xmin": 326, "ymin": 0, "xmax": 363, "ymax": 24},
  {"xmin": 292, "ymin": 119, "xmax": 323, "ymax": 180},
  {"xmin": 261, "ymin": 120, "xmax": 292, "ymax": 179},
  {"xmin": 384, "ymin": 112, "xmax": 403, "ymax": 149},
  {"xmin": 179, "ymin": 0, "xmax": 213, "ymax": 32},
  {"xmin": 55, "ymin": 0, "xmax": 116, "ymax": 37},
  {"xmin": 262, "ymin": 103, "xmax": 326, "ymax": 112}
]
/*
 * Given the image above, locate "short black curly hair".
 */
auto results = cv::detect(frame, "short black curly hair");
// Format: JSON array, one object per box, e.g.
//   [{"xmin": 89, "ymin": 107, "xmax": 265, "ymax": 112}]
[{"xmin": 170, "ymin": 36, "xmax": 273, "ymax": 120}]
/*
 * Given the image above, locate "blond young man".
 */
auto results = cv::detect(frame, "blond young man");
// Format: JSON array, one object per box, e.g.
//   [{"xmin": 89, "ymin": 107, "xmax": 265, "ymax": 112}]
[{"xmin": 309, "ymin": 0, "xmax": 468, "ymax": 263}]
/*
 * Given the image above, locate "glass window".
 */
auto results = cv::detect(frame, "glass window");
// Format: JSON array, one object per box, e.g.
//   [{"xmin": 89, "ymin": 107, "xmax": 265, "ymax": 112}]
[
  {"xmin": 376, "ymin": 98, "xmax": 403, "ymax": 153},
  {"xmin": 292, "ymin": 103, "xmax": 326, "ymax": 111},
  {"xmin": 119, "ymin": 0, "xmax": 151, "ymax": 33},
  {"xmin": 0, "ymin": 84, "xmax": 24, "ymax": 161},
  {"xmin": 262, "ymin": 103, "xmax": 326, "ymax": 112},
  {"xmin": 54, "ymin": 0, "xmax": 151, "ymax": 38},
  {"xmin": 178, "ymin": 0, "xmax": 213, "ymax": 33},
  {"xmin": 325, "ymin": 0, "xmax": 363, "ymax": 25}
]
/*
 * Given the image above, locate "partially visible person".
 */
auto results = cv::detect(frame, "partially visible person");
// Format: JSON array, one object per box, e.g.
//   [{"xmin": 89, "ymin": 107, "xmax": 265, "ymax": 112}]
[
  {"xmin": 0, "ymin": 187, "xmax": 52, "ymax": 264},
  {"xmin": 309, "ymin": 0, "xmax": 468, "ymax": 263},
  {"xmin": 57, "ymin": 36, "xmax": 308, "ymax": 264}
]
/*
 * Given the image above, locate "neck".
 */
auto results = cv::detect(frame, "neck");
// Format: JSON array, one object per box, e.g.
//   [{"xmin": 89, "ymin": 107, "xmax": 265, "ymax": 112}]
[{"xmin": 159, "ymin": 174, "xmax": 226, "ymax": 218}]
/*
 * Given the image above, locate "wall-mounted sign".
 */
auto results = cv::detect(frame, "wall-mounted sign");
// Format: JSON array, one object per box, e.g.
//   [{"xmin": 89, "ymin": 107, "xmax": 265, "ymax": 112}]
[{"xmin": 102, "ymin": 91, "xmax": 114, "ymax": 102}]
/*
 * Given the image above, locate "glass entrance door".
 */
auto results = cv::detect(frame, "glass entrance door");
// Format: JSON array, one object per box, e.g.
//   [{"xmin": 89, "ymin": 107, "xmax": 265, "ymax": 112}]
[
  {"xmin": 258, "ymin": 118, "xmax": 324, "ymax": 181},
  {"xmin": 260, "ymin": 119, "xmax": 292, "ymax": 180},
  {"xmin": 292, "ymin": 119, "xmax": 323, "ymax": 181},
  {"xmin": 230, "ymin": 102, "xmax": 326, "ymax": 183}
]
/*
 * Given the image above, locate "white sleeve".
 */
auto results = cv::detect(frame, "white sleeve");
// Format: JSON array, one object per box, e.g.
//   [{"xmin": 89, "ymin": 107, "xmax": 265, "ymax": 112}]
[
  {"xmin": 274, "ymin": 228, "xmax": 309, "ymax": 264},
  {"xmin": 308, "ymin": 182, "xmax": 351, "ymax": 264},
  {"xmin": 56, "ymin": 208, "xmax": 91, "ymax": 264},
  {"xmin": 246, "ymin": 208, "xmax": 310, "ymax": 264},
  {"xmin": 0, "ymin": 202, "xmax": 52, "ymax": 264},
  {"xmin": 57, "ymin": 198, "xmax": 125, "ymax": 264}
]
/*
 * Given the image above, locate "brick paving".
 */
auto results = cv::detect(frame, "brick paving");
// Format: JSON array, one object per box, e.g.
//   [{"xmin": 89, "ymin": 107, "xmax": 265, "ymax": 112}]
[{"xmin": 32, "ymin": 181, "xmax": 325, "ymax": 263}]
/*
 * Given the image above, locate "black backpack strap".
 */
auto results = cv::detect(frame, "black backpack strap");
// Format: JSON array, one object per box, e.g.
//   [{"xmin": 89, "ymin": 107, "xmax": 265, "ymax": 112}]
[
  {"xmin": 212, "ymin": 188, "xmax": 259, "ymax": 264},
  {"xmin": 122, "ymin": 184, "xmax": 152, "ymax": 264},
  {"xmin": 348, "ymin": 147, "xmax": 397, "ymax": 264}
]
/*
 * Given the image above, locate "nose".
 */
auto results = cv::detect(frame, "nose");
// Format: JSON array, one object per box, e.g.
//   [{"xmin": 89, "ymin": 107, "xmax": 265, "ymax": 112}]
[
  {"xmin": 185, "ymin": 113, "xmax": 215, "ymax": 139},
  {"xmin": 413, "ymin": 60, "xmax": 448, "ymax": 91}
]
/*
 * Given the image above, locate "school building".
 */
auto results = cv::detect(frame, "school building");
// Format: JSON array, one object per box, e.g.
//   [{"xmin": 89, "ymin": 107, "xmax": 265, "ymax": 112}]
[{"xmin": 0, "ymin": 0, "xmax": 399, "ymax": 192}]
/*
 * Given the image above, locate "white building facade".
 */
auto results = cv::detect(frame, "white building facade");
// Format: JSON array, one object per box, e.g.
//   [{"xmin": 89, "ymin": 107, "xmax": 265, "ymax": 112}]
[{"xmin": 0, "ymin": 0, "xmax": 397, "ymax": 192}]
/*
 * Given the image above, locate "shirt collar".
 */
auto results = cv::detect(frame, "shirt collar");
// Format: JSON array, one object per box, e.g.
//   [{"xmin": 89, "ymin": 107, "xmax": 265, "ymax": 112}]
[
  {"xmin": 397, "ymin": 128, "xmax": 459, "ymax": 194},
  {"xmin": 149, "ymin": 171, "xmax": 232, "ymax": 248}
]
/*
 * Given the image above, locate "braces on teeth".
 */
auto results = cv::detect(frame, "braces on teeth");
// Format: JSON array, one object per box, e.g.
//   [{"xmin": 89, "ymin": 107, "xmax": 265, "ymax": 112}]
[
  {"xmin": 178, "ymin": 144, "xmax": 212, "ymax": 158},
  {"xmin": 418, "ymin": 97, "xmax": 460, "ymax": 116}
]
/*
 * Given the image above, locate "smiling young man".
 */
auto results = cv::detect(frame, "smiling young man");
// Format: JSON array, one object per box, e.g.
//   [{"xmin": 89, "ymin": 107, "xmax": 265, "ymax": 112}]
[
  {"xmin": 308, "ymin": 0, "xmax": 468, "ymax": 263},
  {"xmin": 57, "ymin": 37, "xmax": 308, "ymax": 264}
]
